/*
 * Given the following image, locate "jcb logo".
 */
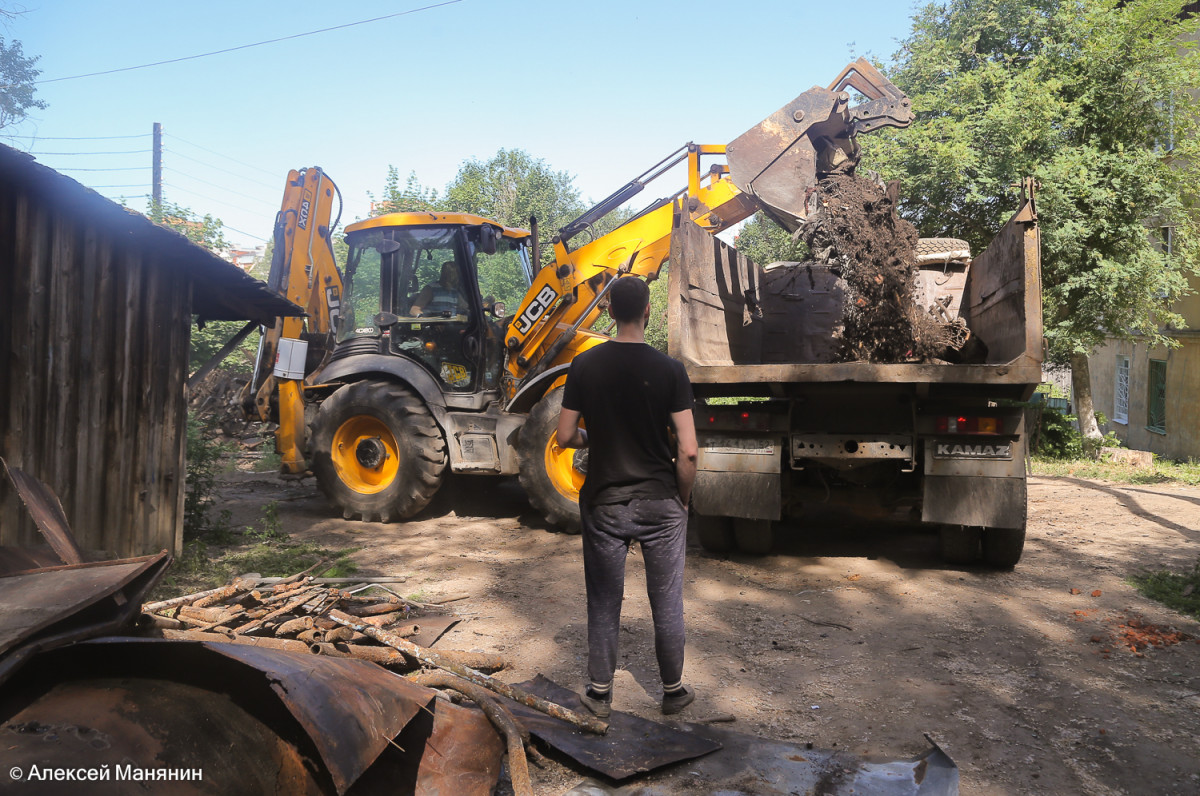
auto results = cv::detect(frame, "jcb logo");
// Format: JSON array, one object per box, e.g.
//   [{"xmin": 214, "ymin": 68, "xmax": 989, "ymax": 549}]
[
  {"xmin": 516, "ymin": 285, "xmax": 558, "ymax": 335},
  {"xmin": 298, "ymin": 197, "xmax": 311, "ymax": 230}
]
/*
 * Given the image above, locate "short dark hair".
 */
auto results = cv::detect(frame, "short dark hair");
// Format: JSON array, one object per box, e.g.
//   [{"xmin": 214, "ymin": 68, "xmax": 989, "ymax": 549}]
[{"xmin": 608, "ymin": 277, "xmax": 650, "ymax": 323}]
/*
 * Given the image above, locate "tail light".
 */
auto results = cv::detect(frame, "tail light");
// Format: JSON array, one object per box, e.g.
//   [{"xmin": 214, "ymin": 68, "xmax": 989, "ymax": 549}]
[{"xmin": 935, "ymin": 415, "xmax": 1000, "ymax": 434}]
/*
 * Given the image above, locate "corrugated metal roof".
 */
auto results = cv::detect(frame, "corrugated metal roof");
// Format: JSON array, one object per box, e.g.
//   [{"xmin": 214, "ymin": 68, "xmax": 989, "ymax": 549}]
[{"xmin": 0, "ymin": 144, "xmax": 301, "ymax": 324}]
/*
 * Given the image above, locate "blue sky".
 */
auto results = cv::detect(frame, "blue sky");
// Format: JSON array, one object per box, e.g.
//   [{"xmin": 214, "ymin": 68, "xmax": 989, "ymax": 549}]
[{"xmin": 5, "ymin": 1, "xmax": 923, "ymax": 248}]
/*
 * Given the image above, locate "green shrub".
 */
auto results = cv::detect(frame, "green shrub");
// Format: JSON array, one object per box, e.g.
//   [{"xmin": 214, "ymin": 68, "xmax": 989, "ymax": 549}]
[{"xmin": 184, "ymin": 411, "xmax": 232, "ymax": 540}]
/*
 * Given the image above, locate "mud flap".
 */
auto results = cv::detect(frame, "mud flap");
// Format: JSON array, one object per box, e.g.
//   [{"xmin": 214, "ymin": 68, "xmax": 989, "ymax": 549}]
[{"xmin": 922, "ymin": 474, "xmax": 1027, "ymax": 529}]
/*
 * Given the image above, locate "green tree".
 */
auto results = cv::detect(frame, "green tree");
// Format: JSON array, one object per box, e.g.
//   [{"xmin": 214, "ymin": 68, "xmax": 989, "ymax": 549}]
[
  {"xmin": 148, "ymin": 199, "xmax": 229, "ymax": 251},
  {"xmin": 0, "ymin": 36, "xmax": 45, "ymax": 130},
  {"xmin": 369, "ymin": 167, "xmax": 440, "ymax": 214},
  {"xmin": 866, "ymin": 0, "xmax": 1200, "ymax": 439},
  {"xmin": 442, "ymin": 148, "xmax": 584, "ymax": 235},
  {"xmin": 734, "ymin": 212, "xmax": 808, "ymax": 265}
]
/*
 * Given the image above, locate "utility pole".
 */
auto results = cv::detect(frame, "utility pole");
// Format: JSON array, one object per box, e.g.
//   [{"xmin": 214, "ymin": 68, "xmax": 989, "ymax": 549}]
[{"xmin": 152, "ymin": 122, "xmax": 162, "ymax": 208}]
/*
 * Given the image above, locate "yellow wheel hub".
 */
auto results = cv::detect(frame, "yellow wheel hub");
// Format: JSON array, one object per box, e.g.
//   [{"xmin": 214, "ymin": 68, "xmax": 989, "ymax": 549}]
[
  {"xmin": 544, "ymin": 430, "xmax": 585, "ymax": 501},
  {"xmin": 330, "ymin": 415, "xmax": 399, "ymax": 494}
]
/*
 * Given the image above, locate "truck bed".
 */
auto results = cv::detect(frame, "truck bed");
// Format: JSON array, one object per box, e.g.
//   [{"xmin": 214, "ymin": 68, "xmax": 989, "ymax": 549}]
[{"xmin": 666, "ymin": 197, "xmax": 1042, "ymax": 394}]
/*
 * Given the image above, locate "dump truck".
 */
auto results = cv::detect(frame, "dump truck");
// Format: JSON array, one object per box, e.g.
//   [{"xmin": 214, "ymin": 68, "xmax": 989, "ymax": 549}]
[{"xmin": 668, "ymin": 178, "xmax": 1042, "ymax": 568}]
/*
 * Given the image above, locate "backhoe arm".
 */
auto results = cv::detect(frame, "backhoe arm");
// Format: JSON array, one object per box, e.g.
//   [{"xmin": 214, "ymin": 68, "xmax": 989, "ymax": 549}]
[
  {"xmin": 502, "ymin": 60, "xmax": 912, "ymax": 395},
  {"xmin": 246, "ymin": 167, "xmax": 344, "ymax": 471}
]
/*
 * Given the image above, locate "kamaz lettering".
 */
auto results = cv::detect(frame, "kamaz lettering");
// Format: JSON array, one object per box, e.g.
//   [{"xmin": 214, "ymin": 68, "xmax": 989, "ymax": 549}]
[
  {"xmin": 935, "ymin": 442, "xmax": 1012, "ymax": 459},
  {"xmin": 516, "ymin": 285, "xmax": 558, "ymax": 335}
]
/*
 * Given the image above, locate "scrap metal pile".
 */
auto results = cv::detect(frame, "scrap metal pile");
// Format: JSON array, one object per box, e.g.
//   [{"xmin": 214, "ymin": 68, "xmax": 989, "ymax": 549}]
[{"xmin": 138, "ymin": 568, "xmax": 607, "ymax": 796}]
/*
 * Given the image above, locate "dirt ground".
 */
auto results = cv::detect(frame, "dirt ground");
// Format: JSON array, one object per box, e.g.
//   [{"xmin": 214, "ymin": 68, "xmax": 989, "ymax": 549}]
[{"xmin": 213, "ymin": 468, "xmax": 1200, "ymax": 795}]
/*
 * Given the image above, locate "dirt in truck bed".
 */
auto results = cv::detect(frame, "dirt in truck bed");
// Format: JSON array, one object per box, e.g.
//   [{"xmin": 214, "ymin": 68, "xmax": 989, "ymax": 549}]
[
  {"xmin": 799, "ymin": 173, "xmax": 945, "ymax": 363},
  {"xmin": 213, "ymin": 465, "xmax": 1200, "ymax": 795}
]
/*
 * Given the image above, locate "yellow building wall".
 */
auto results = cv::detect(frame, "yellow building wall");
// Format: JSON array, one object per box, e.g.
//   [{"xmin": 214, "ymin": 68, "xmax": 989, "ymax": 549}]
[{"xmin": 1091, "ymin": 333, "xmax": 1200, "ymax": 460}]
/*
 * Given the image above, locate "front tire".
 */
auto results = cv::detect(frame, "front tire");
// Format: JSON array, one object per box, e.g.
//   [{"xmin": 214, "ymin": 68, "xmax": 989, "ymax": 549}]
[
  {"xmin": 518, "ymin": 387, "xmax": 584, "ymax": 533},
  {"xmin": 309, "ymin": 380, "xmax": 446, "ymax": 522}
]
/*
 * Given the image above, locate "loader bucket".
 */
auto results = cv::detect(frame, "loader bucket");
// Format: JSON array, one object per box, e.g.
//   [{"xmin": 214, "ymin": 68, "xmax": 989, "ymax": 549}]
[{"xmin": 725, "ymin": 58, "xmax": 913, "ymax": 231}]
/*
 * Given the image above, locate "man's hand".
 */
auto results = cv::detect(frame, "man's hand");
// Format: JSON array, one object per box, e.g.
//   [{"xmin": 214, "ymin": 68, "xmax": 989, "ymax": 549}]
[
  {"xmin": 670, "ymin": 409, "xmax": 698, "ymax": 505},
  {"xmin": 556, "ymin": 407, "xmax": 588, "ymax": 449}
]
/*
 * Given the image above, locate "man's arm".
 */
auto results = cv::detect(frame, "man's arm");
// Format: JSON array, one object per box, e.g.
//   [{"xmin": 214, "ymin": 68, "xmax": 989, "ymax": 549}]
[
  {"xmin": 409, "ymin": 286, "xmax": 432, "ymax": 316},
  {"xmin": 556, "ymin": 407, "xmax": 588, "ymax": 449},
  {"xmin": 670, "ymin": 409, "xmax": 698, "ymax": 505}
]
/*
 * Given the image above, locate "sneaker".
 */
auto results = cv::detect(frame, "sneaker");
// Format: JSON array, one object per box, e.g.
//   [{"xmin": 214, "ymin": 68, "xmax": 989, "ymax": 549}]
[
  {"xmin": 580, "ymin": 688, "xmax": 612, "ymax": 718},
  {"xmin": 661, "ymin": 684, "xmax": 695, "ymax": 715}
]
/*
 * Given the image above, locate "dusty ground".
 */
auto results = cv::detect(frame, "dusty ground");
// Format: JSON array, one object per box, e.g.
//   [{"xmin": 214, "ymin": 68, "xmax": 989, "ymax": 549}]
[{"xmin": 213, "ymin": 469, "xmax": 1200, "ymax": 795}]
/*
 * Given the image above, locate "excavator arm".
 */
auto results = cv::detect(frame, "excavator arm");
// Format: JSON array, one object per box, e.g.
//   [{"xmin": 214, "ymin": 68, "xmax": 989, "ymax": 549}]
[
  {"xmin": 502, "ymin": 59, "xmax": 913, "ymax": 395},
  {"xmin": 246, "ymin": 167, "xmax": 344, "ymax": 472}
]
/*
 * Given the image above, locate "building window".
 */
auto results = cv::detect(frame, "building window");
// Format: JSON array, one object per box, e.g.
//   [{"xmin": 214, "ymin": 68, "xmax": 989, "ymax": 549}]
[
  {"xmin": 1160, "ymin": 226, "xmax": 1173, "ymax": 256},
  {"xmin": 1147, "ymin": 359, "xmax": 1167, "ymax": 434},
  {"xmin": 1114, "ymin": 356, "xmax": 1129, "ymax": 424}
]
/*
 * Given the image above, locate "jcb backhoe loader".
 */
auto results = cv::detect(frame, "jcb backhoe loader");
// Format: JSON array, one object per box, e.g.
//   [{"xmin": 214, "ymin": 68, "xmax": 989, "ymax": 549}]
[{"xmin": 248, "ymin": 59, "xmax": 915, "ymax": 530}]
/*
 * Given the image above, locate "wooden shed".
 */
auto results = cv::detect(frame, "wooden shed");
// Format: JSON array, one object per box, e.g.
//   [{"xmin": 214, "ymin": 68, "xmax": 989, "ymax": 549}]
[{"xmin": 0, "ymin": 144, "xmax": 298, "ymax": 558}]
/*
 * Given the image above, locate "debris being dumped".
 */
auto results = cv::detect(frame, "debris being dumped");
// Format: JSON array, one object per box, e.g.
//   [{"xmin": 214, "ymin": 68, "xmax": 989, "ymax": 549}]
[{"xmin": 794, "ymin": 173, "xmax": 982, "ymax": 363}]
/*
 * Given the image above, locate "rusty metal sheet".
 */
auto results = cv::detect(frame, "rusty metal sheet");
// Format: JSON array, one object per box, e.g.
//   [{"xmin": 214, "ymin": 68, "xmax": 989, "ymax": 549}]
[
  {"xmin": 505, "ymin": 675, "xmax": 721, "ymax": 780},
  {"xmin": 409, "ymin": 614, "xmax": 460, "ymax": 648},
  {"xmin": 0, "ymin": 553, "xmax": 170, "ymax": 670},
  {"xmin": 1, "ymin": 458, "xmax": 85, "ymax": 566},
  {"xmin": 1, "ymin": 677, "xmax": 325, "ymax": 796},
  {"xmin": 67, "ymin": 637, "xmax": 456, "ymax": 794},
  {"xmin": 563, "ymin": 731, "xmax": 957, "ymax": 796},
  {"xmin": 0, "ymin": 637, "xmax": 504, "ymax": 795}
]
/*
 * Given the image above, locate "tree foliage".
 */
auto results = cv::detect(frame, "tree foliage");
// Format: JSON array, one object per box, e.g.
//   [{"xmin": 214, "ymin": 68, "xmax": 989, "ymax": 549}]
[
  {"xmin": 865, "ymin": 0, "xmax": 1200, "ymax": 367},
  {"xmin": 733, "ymin": 212, "xmax": 809, "ymax": 265},
  {"xmin": 148, "ymin": 199, "xmax": 229, "ymax": 252},
  {"xmin": 0, "ymin": 36, "xmax": 45, "ymax": 130}
]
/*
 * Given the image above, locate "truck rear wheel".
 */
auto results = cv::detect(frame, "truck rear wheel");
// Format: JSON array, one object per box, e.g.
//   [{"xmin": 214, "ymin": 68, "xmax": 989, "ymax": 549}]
[
  {"xmin": 734, "ymin": 518, "xmax": 773, "ymax": 555},
  {"xmin": 695, "ymin": 515, "xmax": 734, "ymax": 553},
  {"xmin": 983, "ymin": 524, "xmax": 1026, "ymax": 569},
  {"xmin": 518, "ymin": 387, "xmax": 584, "ymax": 533},
  {"xmin": 310, "ymin": 380, "xmax": 447, "ymax": 522},
  {"xmin": 939, "ymin": 525, "xmax": 982, "ymax": 565}
]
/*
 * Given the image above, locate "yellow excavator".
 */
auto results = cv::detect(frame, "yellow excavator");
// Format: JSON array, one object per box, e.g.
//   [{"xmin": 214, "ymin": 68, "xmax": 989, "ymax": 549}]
[{"xmin": 247, "ymin": 59, "xmax": 913, "ymax": 529}]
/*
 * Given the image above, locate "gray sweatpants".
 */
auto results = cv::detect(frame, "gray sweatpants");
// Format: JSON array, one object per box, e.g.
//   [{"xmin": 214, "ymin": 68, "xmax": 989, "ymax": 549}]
[{"xmin": 580, "ymin": 496, "xmax": 689, "ymax": 688}]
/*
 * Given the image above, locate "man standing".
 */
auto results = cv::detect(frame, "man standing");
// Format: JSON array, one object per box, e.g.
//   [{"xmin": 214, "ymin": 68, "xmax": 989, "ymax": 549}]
[{"xmin": 556, "ymin": 276, "xmax": 699, "ymax": 717}]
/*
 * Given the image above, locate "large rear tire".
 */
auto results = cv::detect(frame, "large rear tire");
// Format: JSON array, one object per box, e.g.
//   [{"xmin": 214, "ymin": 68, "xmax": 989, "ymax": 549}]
[
  {"xmin": 733, "ymin": 518, "xmax": 773, "ymax": 555},
  {"xmin": 939, "ymin": 525, "xmax": 982, "ymax": 565},
  {"xmin": 695, "ymin": 514, "xmax": 735, "ymax": 553},
  {"xmin": 310, "ymin": 380, "xmax": 446, "ymax": 522},
  {"xmin": 518, "ymin": 387, "xmax": 584, "ymax": 533},
  {"xmin": 983, "ymin": 523, "xmax": 1026, "ymax": 569}
]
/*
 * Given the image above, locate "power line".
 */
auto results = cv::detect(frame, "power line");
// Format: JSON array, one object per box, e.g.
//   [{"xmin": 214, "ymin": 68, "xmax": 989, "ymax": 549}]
[
  {"xmin": 220, "ymin": 224, "xmax": 269, "ymax": 243},
  {"xmin": 164, "ymin": 166, "xmax": 278, "ymax": 207},
  {"xmin": 89, "ymin": 184, "xmax": 150, "ymax": 189},
  {"xmin": 28, "ymin": 149, "xmax": 151, "ymax": 156},
  {"xmin": 163, "ymin": 182, "xmax": 274, "ymax": 220},
  {"xmin": 164, "ymin": 147, "xmax": 280, "ymax": 191},
  {"xmin": 10, "ymin": 133, "xmax": 149, "ymax": 140},
  {"xmin": 49, "ymin": 165, "xmax": 149, "ymax": 172},
  {"xmin": 22, "ymin": 1, "xmax": 462, "ymax": 87},
  {"xmin": 170, "ymin": 133, "xmax": 281, "ymax": 179}
]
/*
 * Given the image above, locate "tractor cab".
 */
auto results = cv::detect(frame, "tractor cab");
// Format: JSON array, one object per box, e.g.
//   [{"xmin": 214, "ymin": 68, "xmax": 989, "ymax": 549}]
[{"xmin": 338, "ymin": 213, "xmax": 533, "ymax": 394}]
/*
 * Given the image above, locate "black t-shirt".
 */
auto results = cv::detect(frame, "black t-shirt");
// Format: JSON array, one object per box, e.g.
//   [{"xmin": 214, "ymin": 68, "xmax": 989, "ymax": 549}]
[{"xmin": 561, "ymin": 341, "xmax": 694, "ymax": 505}]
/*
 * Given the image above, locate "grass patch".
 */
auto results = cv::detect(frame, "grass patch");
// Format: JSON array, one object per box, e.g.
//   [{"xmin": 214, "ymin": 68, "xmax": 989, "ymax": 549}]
[
  {"xmin": 151, "ymin": 539, "xmax": 360, "ymax": 602},
  {"xmin": 1032, "ymin": 456, "xmax": 1200, "ymax": 486},
  {"xmin": 1128, "ymin": 561, "xmax": 1200, "ymax": 621}
]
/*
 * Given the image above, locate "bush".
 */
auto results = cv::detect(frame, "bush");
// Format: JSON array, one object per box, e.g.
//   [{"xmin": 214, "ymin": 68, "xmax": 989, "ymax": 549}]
[{"xmin": 184, "ymin": 411, "xmax": 232, "ymax": 540}]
